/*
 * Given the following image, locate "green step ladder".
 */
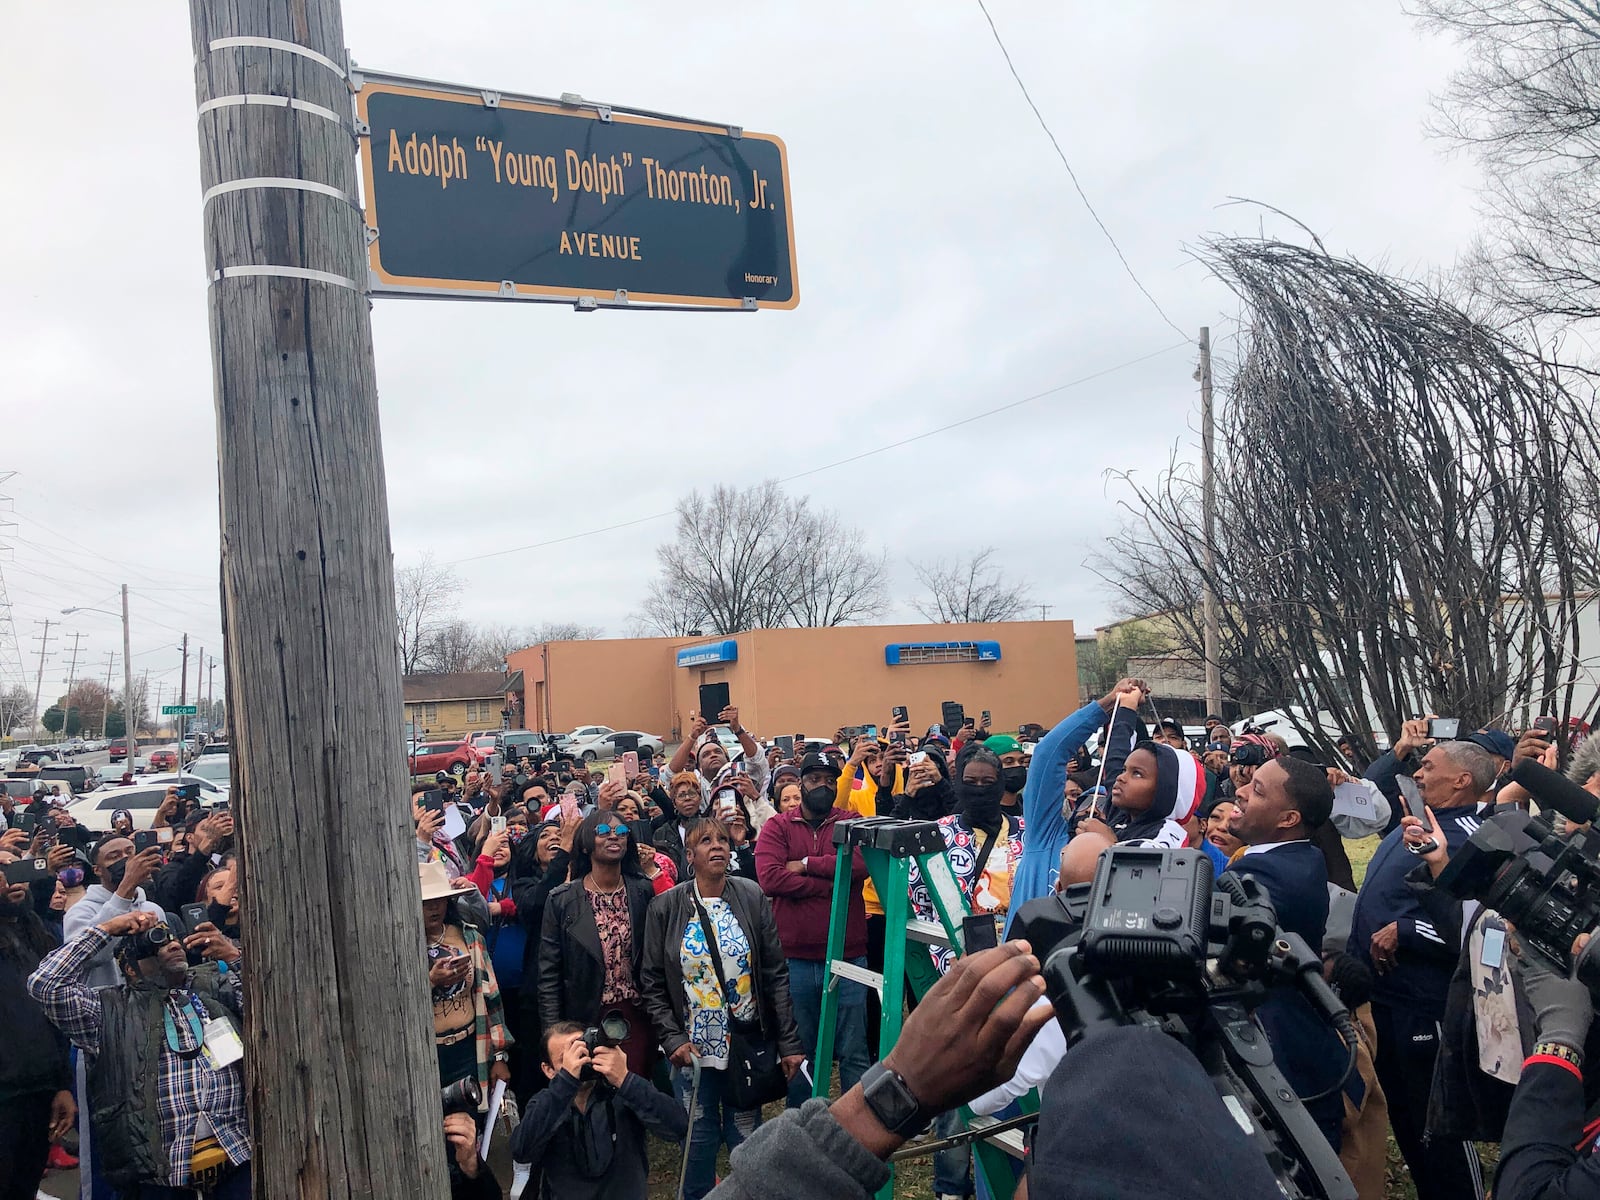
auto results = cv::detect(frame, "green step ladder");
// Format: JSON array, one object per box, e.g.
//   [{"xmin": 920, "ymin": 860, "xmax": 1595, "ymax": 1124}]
[{"xmin": 812, "ymin": 816, "xmax": 1027, "ymax": 1200}]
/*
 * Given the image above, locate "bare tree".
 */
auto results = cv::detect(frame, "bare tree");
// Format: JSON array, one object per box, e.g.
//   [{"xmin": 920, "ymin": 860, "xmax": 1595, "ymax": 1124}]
[
  {"xmin": 533, "ymin": 622, "xmax": 604, "ymax": 642},
  {"xmin": 417, "ymin": 620, "xmax": 488, "ymax": 674},
  {"xmin": 910, "ymin": 548, "xmax": 1032, "ymax": 623},
  {"xmin": 0, "ymin": 684, "xmax": 35, "ymax": 736},
  {"xmin": 1416, "ymin": 0, "xmax": 1600, "ymax": 319},
  {"xmin": 394, "ymin": 554, "xmax": 462, "ymax": 674},
  {"xmin": 641, "ymin": 482, "xmax": 888, "ymax": 635},
  {"xmin": 1097, "ymin": 236, "xmax": 1600, "ymax": 758},
  {"xmin": 782, "ymin": 509, "xmax": 889, "ymax": 627}
]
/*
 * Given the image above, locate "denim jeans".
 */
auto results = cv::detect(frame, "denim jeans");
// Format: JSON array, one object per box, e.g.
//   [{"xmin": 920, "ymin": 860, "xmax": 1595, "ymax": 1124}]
[
  {"xmin": 785, "ymin": 956, "xmax": 870, "ymax": 1108},
  {"xmin": 933, "ymin": 1106, "xmax": 972, "ymax": 1196},
  {"xmin": 674, "ymin": 1065, "xmax": 762, "ymax": 1200}
]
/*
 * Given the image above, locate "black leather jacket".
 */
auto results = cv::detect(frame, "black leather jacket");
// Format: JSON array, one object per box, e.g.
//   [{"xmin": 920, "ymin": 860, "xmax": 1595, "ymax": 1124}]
[
  {"xmin": 638, "ymin": 876, "xmax": 803, "ymax": 1060},
  {"xmin": 536, "ymin": 874, "xmax": 655, "ymax": 1029}
]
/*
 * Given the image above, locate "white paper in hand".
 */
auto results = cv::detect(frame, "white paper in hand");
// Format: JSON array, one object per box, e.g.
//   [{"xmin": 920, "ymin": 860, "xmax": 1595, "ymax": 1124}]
[{"xmin": 479, "ymin": 1078, "xmax": 506, "ymax": 1161}]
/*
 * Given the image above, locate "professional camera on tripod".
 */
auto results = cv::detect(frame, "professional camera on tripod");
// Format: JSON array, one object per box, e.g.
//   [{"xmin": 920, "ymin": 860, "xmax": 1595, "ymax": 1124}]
[
  {"xmin": 1436, "ymin": 757, "xmax": 1600, "ymax": 985},
  {"xmin": 1015, "ymin": 844, "xmax": 1360, "ymax": 1200}
]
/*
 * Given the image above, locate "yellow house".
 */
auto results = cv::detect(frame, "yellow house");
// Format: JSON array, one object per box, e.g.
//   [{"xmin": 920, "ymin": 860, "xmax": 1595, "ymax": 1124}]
[{"xmin": 402, "ymin": 671, "xmax": 509, "ymax": 740}]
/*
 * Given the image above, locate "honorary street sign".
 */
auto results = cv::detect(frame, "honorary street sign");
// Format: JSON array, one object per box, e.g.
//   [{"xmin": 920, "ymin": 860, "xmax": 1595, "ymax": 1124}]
[
  {"xmin": 354, "ymin": 72, "xmax": 798, "ymax": 310},
  {"xmin": 162, "ymin": 704, "xmax": 198, "ymax": 716}
]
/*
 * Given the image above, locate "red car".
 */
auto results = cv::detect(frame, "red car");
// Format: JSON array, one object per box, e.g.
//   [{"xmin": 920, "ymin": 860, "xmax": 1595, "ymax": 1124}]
[
  {"xmin": 147, "ymin": 749, "xmax": 179, "ymax": 772},
  {"xmin": 409, "ymin": 737, "xmax": 480, "ymax": 778},
  {"xmin": 108, "ymin": 740, "xmax": 128, "ymax": 763}
]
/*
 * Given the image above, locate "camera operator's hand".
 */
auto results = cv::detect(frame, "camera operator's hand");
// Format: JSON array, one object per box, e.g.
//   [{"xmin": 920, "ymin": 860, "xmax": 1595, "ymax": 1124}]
[
  {"xmin": 116, "ymin": 847, "xmax": 164, "ymax": 899},
  {"xmin": 443, "ymin": 1111, "xmax": 482, "ymax": 1177},
  {"xmin": 560, "ymin": 1038, "xmax": 592, "ymax": 1080},
  {"xmin": 1520, "ymin": 931, "xmax": 1595, "ymax": 1053},
  {"xmin": 687, "ymin": 711, "xmax": 709, "ymax": 742},
  {"xmin": 590, "ymin": 1045, "xmax": 629, "ymax": 1087},
  {"xmin": 98, "ymin": 910, "xmax": 158, "ymax": 938},
  {"xmin": 1514, "ymin": 727, "xmax": 1554, "ymax": 769},
  {"xmin": 183, "ymin": 921, "xmax": 242, "ymax": 966},
  {"xmin": 881, "ymin": 941, "xmax": 1052, "ymax": 1117},
  {"xmin": 428, "ymin": 953, "xmax": 471, "ymax": 990},
  {"xmin": 46, "ymin": 843, "xmax": 75, "ymax": 873},
  {"xmin": 669, "ymin": 1043, "xmax": 696, "ymax": 1070},
  {"xmin": 558, "ymin": 811, "xmax": 582, "ymax": 852},
  {"xmin": 193, "ymin": 812, "xmax": 233, "ymax": 856},
  {"xmin": 1401, "ymin": 807, "xmax": 1450, "ymax": 877},
  {"xmin": 1394, "ymin": 716, "xmax": 1435, "ymax": 760},
  {"xmin": 0, "ymin": 828, "xmax": 26, "ymax": 855},
  {"xmin": 904, "ymin": 757, "xmax": 939, "ymax": 796},
  {"xmin": 596, "ymin": 778, "xmax": 626, "ymax": 807}
]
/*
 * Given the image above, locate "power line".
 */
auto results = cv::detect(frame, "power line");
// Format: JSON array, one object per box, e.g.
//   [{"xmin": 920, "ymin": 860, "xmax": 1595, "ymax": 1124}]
[
  {"xmin": 974, "ymin": 0, "xmax": 1189, "ymax": 343},
  {"xmin": 447, "ymin": 339, "xmax": 1189, "ymax": 565}
]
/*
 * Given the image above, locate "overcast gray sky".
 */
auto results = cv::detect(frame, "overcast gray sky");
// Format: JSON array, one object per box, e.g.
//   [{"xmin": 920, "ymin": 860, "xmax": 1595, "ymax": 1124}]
[{"xmin": 0, "ymin": 1, "xmax": 1482, "ymax": 707}]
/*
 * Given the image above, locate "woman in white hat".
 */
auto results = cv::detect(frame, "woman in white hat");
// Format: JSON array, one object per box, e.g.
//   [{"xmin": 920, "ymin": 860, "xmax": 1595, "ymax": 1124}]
[{"xmin": 420, "ymin": 860, "xmax": 512, "ymax": 1109}]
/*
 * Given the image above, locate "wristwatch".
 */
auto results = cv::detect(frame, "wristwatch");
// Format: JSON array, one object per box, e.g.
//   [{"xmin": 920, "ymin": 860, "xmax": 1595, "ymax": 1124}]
[
  {"xmin": 492, "ymin": 1051, "xmax": 510, "ymax": 1064},
  {"xmin": 859, "ymin": 1062, "xmax": 932, "ymax": 1137}
]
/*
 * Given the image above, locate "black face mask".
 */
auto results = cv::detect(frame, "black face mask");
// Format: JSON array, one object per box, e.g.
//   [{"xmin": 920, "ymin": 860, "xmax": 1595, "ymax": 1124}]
[
  {"xmin": 957, "ymin": 780, "xmax": 1004, "ymax": 825},
  {"xmin": 207, "ymin": 899, "xmax": 233, "ymax": 929},
  {"xmin": 102, "ymin": 858, "xmax": 129, "ymax": 890},
  {"xmin": 1002, "ymin": 765, "xmax": 1028, "ymax": 795},
  {"xmin": 801, "ymin": 785, "xmax": 835, "ymax": 815}
]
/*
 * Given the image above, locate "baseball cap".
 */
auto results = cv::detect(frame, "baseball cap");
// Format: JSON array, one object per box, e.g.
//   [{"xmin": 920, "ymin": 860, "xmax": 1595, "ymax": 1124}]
[
  {"xmin": 1466, "ymin": 728, "xmax": 1516, "ymax": 760},
  {"xmin": 984, "ymin": 734, "xmax": 1021, "ymax": 755},
  {"xmin": 798, "ymin": 752, "xmax": 841, "ymax": 778}
]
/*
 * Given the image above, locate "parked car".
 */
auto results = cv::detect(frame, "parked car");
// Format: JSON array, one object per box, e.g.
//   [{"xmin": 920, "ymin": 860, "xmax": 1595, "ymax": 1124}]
[
  {"xmin": 147, "ymin": 747, "xmax": 180, "ymax": 773},
  {"xmin": 408, "ymin": 736, "xmax": 481, "ymax": 778},
  {"xmin": 575, "ymin": 730, "xmax": 666, "ymax": 763},
  {"xmin": 19, "ymin": 748, "xmax": 64, "ymax": 767},
  {"xmin": 182, "ymin": 753, "xmax": 232, "ymax": 798},
  {"xmin": 34, "ymin": 764, "xmax": 102, "ymax": 794},
  {"xmin": 565, "ymin": 725, "xmax": 617, "ymax": 758},
  {"xmin": 199, "ymin": 738, "xmax": 230, "ymax": 757},
  {"xmin": 64, "ymin": 772, "xmax": 228, "ymax": 833},
  {"xmin": 108, "ymin": 739, "xmax": 128, "ymax": 763}
]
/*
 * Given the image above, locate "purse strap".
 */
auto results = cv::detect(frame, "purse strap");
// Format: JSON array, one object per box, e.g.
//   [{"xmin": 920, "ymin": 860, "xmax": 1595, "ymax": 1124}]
[
  {"xmin": 690, "ymin": 890, "xmax": 739, "ymax": 1009},
  {"xmin": 967, "ymin": 822, "xmax": 1002, "ymax": 896}
]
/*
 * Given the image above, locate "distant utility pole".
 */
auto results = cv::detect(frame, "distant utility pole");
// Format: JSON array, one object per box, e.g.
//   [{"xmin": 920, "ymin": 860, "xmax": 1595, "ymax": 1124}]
[
  {"xmin": 29, "ymin": 618, "xmax": 55, "ymax": 740},
  {"xmin": 178, "ymin": 633, "xmax": 190, "ymax": 707},
  {"xmin": 61, "ymin": 630, "xmax": 85, "ymax": 737},
  {"xmin": 205, "ymin": 655, "xmax": 217, "ymax": 726},
  {"xmin": 123, "ymin": 586, "xmax": 136, "ymax": 766},
  {"xmin": 194, "ymin": 644, "xmax": 204, "ymax": 719},
  {"xmin": 1199, "ymin": 327, "xmax": 1222, "ymax": 716},
  {"xmin": 188, "ymin": 1, "xmax": 446, "ymax": 1195},
  {"xmin": 99, "ymin": 652, "xmax": 118, "ymax": 738},
  {"xmin": 1036, "ymin": 604, "xmax": 1053, "ymax": 621}
]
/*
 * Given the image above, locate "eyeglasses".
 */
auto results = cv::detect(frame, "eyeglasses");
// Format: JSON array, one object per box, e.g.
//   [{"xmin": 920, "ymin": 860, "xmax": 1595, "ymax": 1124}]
[{"xmin": 593, "ymin": 822, "xmax": 630, "ymax": 837}]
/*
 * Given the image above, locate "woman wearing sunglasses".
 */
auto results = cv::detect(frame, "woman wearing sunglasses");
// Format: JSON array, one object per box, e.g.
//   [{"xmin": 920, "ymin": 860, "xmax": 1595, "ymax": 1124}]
[{"xmin": 536, "ymin": 809, "xmax": 658, "ymax": 1078}]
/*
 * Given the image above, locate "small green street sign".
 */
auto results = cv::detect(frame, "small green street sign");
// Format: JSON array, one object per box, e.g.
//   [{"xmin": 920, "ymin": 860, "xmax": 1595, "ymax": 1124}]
[{"xmin": 162, "ymin": 704, "xmax": 198, "ymax": 716}]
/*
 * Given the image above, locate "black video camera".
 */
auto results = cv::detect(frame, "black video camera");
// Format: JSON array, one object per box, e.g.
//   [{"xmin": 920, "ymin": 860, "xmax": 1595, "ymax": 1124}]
[
  {"xmin": 441, "ymin": 1076, "xmax": 482, "ymax": 1116},
  {"xmin": 1231, "ymin": 742, "xmax": 1271, "ymax": 769},
  {"xmin": 1017, "ymin": 845, "xmax": 1357, "ymax": 1200},
  {"xmin": 1437, "ymin": 758, "xmax": 1600, "ymax": 987},
  {"xmin": 580, "ymin": 1010, "xmax": 630, "ymax": 1080}
]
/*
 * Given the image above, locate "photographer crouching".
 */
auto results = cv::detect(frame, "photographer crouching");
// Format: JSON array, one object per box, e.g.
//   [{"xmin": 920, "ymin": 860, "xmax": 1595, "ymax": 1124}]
[{"xmin": 510, "ymin": 1019, "xmax": 686, "ymax": 1199}]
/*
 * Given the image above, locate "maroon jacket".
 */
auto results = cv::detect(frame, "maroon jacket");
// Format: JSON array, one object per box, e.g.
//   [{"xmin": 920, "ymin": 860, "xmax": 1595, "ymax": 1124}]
[{"xmin": 754, "ymin": 807, "xmax": 868, "ymax": 961}]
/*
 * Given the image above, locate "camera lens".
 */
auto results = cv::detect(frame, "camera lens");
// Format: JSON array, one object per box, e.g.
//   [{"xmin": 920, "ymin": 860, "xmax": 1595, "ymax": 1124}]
[
  {"xmin": 600, "ymin": 1012, "xmax": 631, "ymax": 1043},
  {"xmin": 145, "ymin": 925, "xmax": 173, "ymax": 948}
]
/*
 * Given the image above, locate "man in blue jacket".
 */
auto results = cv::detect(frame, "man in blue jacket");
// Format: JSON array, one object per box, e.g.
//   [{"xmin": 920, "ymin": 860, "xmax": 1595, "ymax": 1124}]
[
  {"xmin": 1348, "ymin": 738, "xmax": 1497, "ymax": 1200},
  {"xmin": 1006, "ymin": 677, "xmax": 1144, "ymax": 936},
  {"xmin": 1226, "ymin": 755, "xmax": 1349, "ymax": 1148}
]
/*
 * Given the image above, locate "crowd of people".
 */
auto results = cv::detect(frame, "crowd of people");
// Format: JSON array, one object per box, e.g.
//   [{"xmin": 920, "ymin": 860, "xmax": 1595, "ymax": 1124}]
[{"xmin": 8, "ymin": 685, "xmax": 1600, "ymax": 1200}]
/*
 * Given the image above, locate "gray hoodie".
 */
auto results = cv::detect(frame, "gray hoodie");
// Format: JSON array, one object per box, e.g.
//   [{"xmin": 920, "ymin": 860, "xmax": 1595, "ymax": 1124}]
[{"xmin": 61, "ymin": 884, "xmax": 166, "ymax": 989}]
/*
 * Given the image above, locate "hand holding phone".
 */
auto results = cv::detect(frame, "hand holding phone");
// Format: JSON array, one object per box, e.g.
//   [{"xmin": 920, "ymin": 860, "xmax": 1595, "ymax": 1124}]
[
  {"xmin": 560, "ymin": 793, "xmax": 581, "ymax": 822},
  {"xmin": 489, "ymin": 815, "xmax": 507, "ymax": 835},
  {"xmin": 622, "ymin": 751, "xmax": 640, "ymax": 779}
]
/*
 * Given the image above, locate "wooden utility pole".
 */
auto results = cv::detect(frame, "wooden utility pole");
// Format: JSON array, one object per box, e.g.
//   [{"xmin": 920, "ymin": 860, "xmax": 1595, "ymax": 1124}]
[
  {"xmin": 122, "ymin": 585, "xmax": 136, "ymax": 764},
  {"xmin": 178, "ymin": 633, "xmax": 189, "ymax": 706},
  {"xmin": 61, "ymin": 630, "xmax": 85, "ymax": 738},
  {"xmin": 1199, "ymin": 327, "xmax": 1222, "ymax": 716},
  {"xmin": 30, "ymin": 619, "xmax": 55, "ymax": 740},
  {"xmin": 188, "ymin": 3, "xmax": 447, "ymax": 1197},
  {"xmin": 99, "ymin": 652, "xmax": 117, "ymax": 739}
]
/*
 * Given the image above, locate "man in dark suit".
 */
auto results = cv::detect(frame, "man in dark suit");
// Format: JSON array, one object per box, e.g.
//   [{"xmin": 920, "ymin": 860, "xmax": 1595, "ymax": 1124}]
[{"xmin": 1226, "ymin": 755, "xmax": 1349, "ymax": 1149}]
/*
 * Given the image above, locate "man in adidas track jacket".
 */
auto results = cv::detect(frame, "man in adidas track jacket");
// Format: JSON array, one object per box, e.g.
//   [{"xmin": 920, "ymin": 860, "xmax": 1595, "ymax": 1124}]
[{"xmin": 1348, "ymin": 738, "xmax": 1499, "ymax": 1200}]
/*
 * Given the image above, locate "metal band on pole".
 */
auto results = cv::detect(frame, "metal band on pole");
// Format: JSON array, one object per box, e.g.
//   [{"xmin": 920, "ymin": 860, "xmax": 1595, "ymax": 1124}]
[
  {"xmin": 210, "ymin": 264, "xmax": 364, "ymax": 291},
  {"xmin": 202, "ymin": 176, "xmax": 358, "ymax": 208},
  {"xmin": 206, "ymin": 35, "xmax": 347, "ymax": 78},
  {"xmin": 198, "ymin": 93, "xmax": 346, "ymax": 125}
]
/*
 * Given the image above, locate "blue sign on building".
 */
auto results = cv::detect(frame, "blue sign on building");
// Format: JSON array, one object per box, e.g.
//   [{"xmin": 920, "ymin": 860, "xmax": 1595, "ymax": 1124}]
[
  {"xmin": 884, "ymin": 640, "xmax": 1002, "ymax": 666},
  {"xmin": 677, "ymin": 639, "xmax": 739, "ymax": 668}
]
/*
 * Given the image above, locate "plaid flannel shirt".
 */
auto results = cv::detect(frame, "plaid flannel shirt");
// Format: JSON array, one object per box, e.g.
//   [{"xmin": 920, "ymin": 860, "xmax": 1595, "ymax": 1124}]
[
  {"xmin": 455, "ymin": 921, "xmax": 512, "ymax": 1107},
  {"xmin": 27, "ymin": 927, "xmax": 250, "ymax": 1187}
]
